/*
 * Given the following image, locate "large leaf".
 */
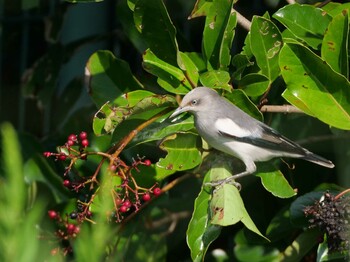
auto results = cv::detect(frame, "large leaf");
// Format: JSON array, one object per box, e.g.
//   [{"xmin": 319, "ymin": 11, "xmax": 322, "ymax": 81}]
[
  {"xmin": 93, "ymin": 90, "xmax": 176, "ymax": 135},
  {"xmin": 186, "ymin": 172, "xmax": 221, "ymax": 262},
  {"xmin": 188, "ymin": 0, "xmax": 213, "ymax": 19},
  {"xmin": 199, "ymin": 70, "xmax": 231, "ymax": 91},
  {"xmin": 238, "ymin": 73, "xmax": 270, "ymax": 97},
  {"xmin": 321, "ymin": 10, "xmax": 349, "ymax": 77},
  {"xmin": 134, "ymin": 0, "xmax": 178, "ymax": 65},
  {"xmin": 177, "ymin": 52, "xmax": 200, "ymax": 87},
  {"xmin": 142, "ymin": 49, "xmax": 192, "ymax": 94},
  {"xmin": 250, "ymin": 16, "xmax": 283, "ymax": 82},
  {"xmin": 155, "ymin": 133, "xmax": 202, "ymax": 179},
  {"xmin": 208, "ymin": 164, "xmax": 267, "ymax": 240},
  {"xmin": 279, "ymin": 43, "xmax": 350, "ymax": 130},
  {"xmin": 86, "ymin": 50, "xmax": 142, "ymax": 108},
  {"xmin": 273, "ymin": 4, "xmax": 332, "ymax": 50},
  {"xmin": 203, "ymin": 0, "xmax": 237, "ymax": 69}
]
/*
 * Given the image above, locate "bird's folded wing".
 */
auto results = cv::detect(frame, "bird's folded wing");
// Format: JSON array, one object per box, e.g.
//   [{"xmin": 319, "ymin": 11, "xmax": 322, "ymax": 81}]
[{"xmin": 218, "ymin": 124, "xmax": 307, "ymax": 156}]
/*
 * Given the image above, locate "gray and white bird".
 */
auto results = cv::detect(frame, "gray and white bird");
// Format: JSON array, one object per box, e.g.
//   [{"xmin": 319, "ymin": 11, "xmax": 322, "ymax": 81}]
[{"xmin": 170, "ymin": 87, "xmax": 334, "ymax": 187}]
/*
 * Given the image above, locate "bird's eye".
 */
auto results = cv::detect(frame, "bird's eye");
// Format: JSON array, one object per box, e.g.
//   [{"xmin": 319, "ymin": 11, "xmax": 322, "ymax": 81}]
[{"xmin": 191, "ymin": 99, "xmax": 198, "ymax": 105}]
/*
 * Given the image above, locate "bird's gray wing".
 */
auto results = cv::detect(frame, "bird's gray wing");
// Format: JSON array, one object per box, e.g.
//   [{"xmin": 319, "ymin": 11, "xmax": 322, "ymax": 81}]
[{"xmin": 219, "ymin": 124, "xmax": 307, "ymax": 156}]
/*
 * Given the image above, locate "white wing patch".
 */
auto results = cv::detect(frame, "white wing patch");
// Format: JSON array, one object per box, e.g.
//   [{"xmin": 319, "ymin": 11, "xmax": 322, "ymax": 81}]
[{"xmin": 215, "ymin": 118, "xmax": 251, "ymax": 138}]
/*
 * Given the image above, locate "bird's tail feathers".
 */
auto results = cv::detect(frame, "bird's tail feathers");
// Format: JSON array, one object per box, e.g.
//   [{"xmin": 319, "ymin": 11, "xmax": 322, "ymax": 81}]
[{"xmin": 302, "ymin": 152, "xmax": 334, "ymax": 168}]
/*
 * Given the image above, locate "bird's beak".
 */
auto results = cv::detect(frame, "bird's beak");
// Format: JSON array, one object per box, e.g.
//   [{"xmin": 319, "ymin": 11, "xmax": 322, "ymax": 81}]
[{"xmin": 169, "ymin": 106, "xmax": 188, "ymax": 118}]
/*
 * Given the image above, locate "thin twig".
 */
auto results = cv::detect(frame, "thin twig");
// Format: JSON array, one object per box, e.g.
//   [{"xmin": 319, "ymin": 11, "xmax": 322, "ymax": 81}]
[
  {"xmin": 260, "ymin": 105, "xmax": 303, "ymax": 113},
  {"xmin": 233, "ymin": 8, "xmax": 251, "ymax": 31},
  {"xmin": 286, "ymin": 0, "xmax": 296, "ymax": 4}
]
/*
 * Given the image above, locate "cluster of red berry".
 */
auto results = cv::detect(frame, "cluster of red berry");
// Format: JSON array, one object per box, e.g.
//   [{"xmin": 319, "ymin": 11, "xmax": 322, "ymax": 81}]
[{"xmin": 43, "ymin": 131, "xmax": 162, "ymax": 243}]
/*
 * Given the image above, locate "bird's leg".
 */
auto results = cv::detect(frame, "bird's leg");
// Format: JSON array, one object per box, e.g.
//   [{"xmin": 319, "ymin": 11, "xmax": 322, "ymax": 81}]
[
  {"xmin": 204, "ymin": 162, "xmax": 256, "ymax": 190},
  {"xmin": 204, "ymin": 171, "xmax": 250, "ymax": 190}
]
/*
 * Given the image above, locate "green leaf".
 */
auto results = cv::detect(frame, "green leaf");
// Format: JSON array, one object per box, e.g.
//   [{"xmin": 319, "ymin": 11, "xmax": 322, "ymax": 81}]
[
  {"xmin": 231, "ymin": 54, "xmax": 254, "ymax": 80},
  {"xmin": 207, "ymin": 163, "xmax": 267, "ymax": 239},
  {"xmin": 189, "ymin": 0, "xmax": 213, "ymax": 19},
  {"xmin": 266, "ymin": 207, "xmax": 294, "ymax": 242},
  {"xmin": 234, "ymin": 245, "xmax": 279, "ymax": 262},
  {"xmin": 256, "ymin": 170, "xmax": 297, "ymax": 198},
  {"xmin": 185, "ymin": 52, "xmax": 207, "ymax": 72},
  {"xmin": 134, "ymin": 0, "xmax": 178, "ymax": 65},
  {"xmin": 239, "ymin": 73, "xmax": 270, "ymax": 97},
  {"xmin": 186, "ymin": 173, "xmax": 221, "ymax": 262},
  {"xmin": 142, "ymin": 49, "xmax": 192, "ymax": 94},
  {"xmin": 155, "ymin": 133, "xmax": 202, "ymax": 179},
  {"xmin": 177, "ymin": 52, "xmax": 199, "ymax": 87},
  {"xmin": 199, "ymin": 70, "xmax": 231, "ymax": 91},
  {"xmin": 322, "ymin": 2, "xmax": 350, "ymax": 17},
  {"xmin": 225, "ymin": 90, "xmax": 263, "ymax": 121},
  {"xmin": 321, "ymin": 10, "xmax": 349, "ymax": 77},
  {"xmin": 92, "ymin": 91, "xmax": 176, "ymax": 135},
  {"xmin": 129, "ymin": 114, "xmax": 195, "ymax": 147},
  {"xmin": 203, "ymin": 0, "xmax": 237, "ymax": 69},
  {"xmin": 250, "ymin": 16, "xmax": 283, "ymax": 81},
  {"xmin": 86, "ymin": 50, "xmax": 142, "ymax": 108},
  {"xmin": 280, "ymin": 43, "xmax": 350, "ymax": 130},
  {"xmin": 273, "ymin": 4, "xmax": 332, "ymax": 49}
]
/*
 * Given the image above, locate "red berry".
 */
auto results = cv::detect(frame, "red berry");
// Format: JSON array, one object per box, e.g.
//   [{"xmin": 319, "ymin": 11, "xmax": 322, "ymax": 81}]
[
  {"xmin": 67, "ymin": 140, "xmax": 75, "ymax": 146},
  {"xmin": 123, "ymin": 199, "xmax": 132, "ymax": 208},
  {"xmin": 68, "ymin": 134, "xmax": 77, "ymax": 142},
  {"xmin": 66, "ymin": 223, "xmax": 76, "ymax": 234},
  {"xmin": 119, "ymin": 205, "xmax": 128, "ymax": 213},
  {"xmin": 153, "ymin": 187, "xmax": 161, "ymax": 196},
  {"xmin": 58, "ymin": 154, "xmax": 67, "ymax": 161},
  {"xmin": 43, "ymin": 152, "xmax": 52, "ymax": 157},
  {"xmin": 63, "ymin": 180, "xmax": 70, "ymax": 187},
  {"xmin": 109, "ymin": 165, "xmax": 117, "ymax": 172},
  {"xmin": 143, "ymin": 159, "xmax": 152, "ymax": 166},
  {"xmin": 81, "ymin": 139, "xmax": 89, "ymax": 147},
  {"xmin": 48, "ymin": 210, "xmax": 58, "ymax": 219},
  {"xmin": 142, "ymin": 193, "xmax": 151, "ymax": 201},
  {"xmin": 79, "ymin": 131, "xmax": 87, "ymax": 140}
]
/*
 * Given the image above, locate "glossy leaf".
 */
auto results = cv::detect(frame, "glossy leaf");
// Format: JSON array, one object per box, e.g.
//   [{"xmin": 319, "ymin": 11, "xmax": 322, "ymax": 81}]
[
  {"xmin": 250, "ymin": 16, "xmax": 282, "ymax": 81},
  {"xmin": 187, "ymin": 172, "xmax": 221, "ymax": 262},
  {"xmin": 323, "ymin": 2, "xmax": 350, "ymax": 17},
  {"xmin": 199, "ymin": 70, "xmax": 231, "ymax": 91},
  {"xmin": 143, "ymin": 49, "xmax": 192, "ymax": 94},
  {"xmin": 92, "ymin": 91, "xmax": 176, "ymax": 135},
  {"xmin": 280, "ymin": 43, "xmax": 350, "ymax": 130},
  {"xmin": 239, "ymin": 73, "xmax": 270, "ymax": 96},
  {"xmin": 177, "ymin": 52, "xmax": 199, "ymax": 87},
  {"xmin": 321, "ymin": 10, "xmax": 349, "ymax": 77},
  {"xmin": 86, "ymin": 50, "xmax": 142, "ymax": 108},
  {"xmin": 256, "ymin": 170, "xmax": 297, "ymax": 198},
  {"xmin": 203, "ymin": 0, "xmax": 237, "ymax": 69},
  {"xmin": 155, "ymin": 133, "xmax": 202, "ymax": 179},
  {"xmin": 134, "ymin": 0, "xmax": 178, "ymax": 65},
  {"xmin": 273, "ymin": 4, "xmax": 332, "ymax": 49}
]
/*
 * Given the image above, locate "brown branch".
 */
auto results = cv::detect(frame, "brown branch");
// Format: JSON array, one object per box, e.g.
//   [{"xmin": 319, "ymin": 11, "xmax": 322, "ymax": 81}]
[
  {"xmin": 260, "ymin": 105, "xmax": 303, "ymax": 113},
  {"xmin": 109, "ymin": 107, "xmax": 173, "ymax": 158}
]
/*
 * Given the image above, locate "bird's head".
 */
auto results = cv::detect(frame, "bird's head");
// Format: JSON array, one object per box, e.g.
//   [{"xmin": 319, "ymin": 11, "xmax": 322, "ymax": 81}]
[{"xmin": 169, "ymin": 87, "xmax": 219, "ymax": 118}]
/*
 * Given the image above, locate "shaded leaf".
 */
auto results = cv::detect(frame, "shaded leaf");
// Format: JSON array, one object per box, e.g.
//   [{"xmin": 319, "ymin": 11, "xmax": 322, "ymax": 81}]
[
  {"xmin": 250, "ymin": 16, "xmax": 283, "ymax": 81},
  {"xmin": 134, "ymin": 0, "xmax": 178, "ymax": 65},
  {"xmin": 86, "ymin": 50, "xmax": 142, "ymax": 108},
  {"xmin": 186, "ymin": 172, "xmax": 221, "ymax": 262},
  {"xmin": 280, "ymin": 43, "xmax": 350, "ymax": 130},
  {"xmin": 321, "ymin": 10, "xmax": 349, "ymax": 77},
  {"xmin": 234, "ymin": 245, "xmax": 279, "ymax": 262},
  {"xmin": 273, "ymin": 4, "xmax": 332, "ymax": 49},
  {"xmin": 177, "ymin": 52, "xmax": 200, "ymax": 87},
  {"xmin": 189, "ymin": 0, "xmax": 213, "ymax": 19}
]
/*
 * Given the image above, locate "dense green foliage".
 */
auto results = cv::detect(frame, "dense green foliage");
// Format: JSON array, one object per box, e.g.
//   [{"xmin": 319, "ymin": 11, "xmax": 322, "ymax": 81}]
[{"xmin": 1, "ymin": 0, "xmax": 350, "ymax": 261}]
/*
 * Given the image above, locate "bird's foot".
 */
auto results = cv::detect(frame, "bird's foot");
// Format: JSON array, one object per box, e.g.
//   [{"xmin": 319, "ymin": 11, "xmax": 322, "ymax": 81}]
[{"xmin": 204, "ymin": 176, "xmax": 242, "ymax": 191}]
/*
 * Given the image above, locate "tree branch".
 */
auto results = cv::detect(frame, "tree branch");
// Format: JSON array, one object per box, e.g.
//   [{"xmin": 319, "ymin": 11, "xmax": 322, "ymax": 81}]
[
  {"xmin": 233, "ymin": 8, "xmax": 251, "ymax": 31},
  {"xmin": 260, "ymin": 105, "xmax": 303, "ymax": 113}
]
